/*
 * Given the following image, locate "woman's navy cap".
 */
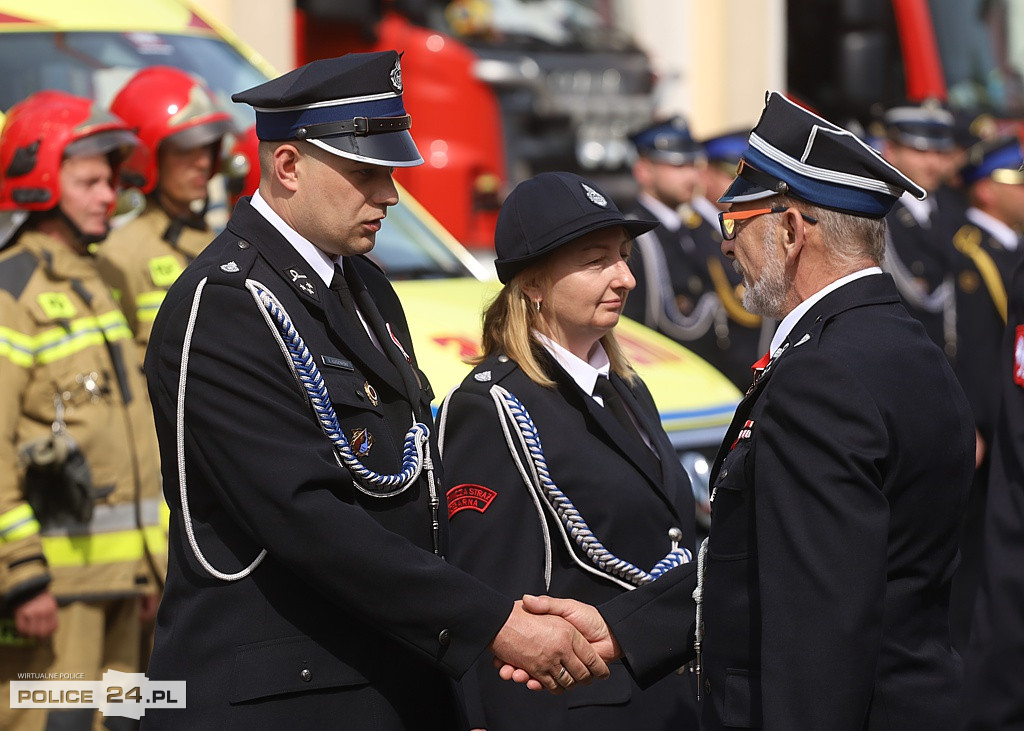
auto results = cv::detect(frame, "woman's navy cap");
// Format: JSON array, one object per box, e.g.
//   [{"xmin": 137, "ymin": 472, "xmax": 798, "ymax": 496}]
[
  {"xmin": 493, "ymin": 172, "xmax": 658, "ymax": 284},
  {"xmin": 232, "ymin": 51, "xmax": 423, "ymax": 168},
  {"xmin": 961, "ymin": 135, "xmax": 1024, "ymax": 186},
  {"xmin": 720, "ymin": 91, "xmax": 926, "ymax": 218}
]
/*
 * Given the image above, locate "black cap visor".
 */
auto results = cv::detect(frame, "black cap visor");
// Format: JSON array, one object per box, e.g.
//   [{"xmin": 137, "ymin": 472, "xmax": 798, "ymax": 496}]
[{"xmin": 309, "ymin": 129, "xmax": 424, "ymax": 168}]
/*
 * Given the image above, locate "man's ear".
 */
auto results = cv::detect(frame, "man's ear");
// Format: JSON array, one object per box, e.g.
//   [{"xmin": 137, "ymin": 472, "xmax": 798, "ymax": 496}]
[
  {"xmin": 272, "ymin": 143, "xmax": 301, "ymax": 192},
  {"xmin": 781, "ymin": 207, "xmax": 807, "ymax": 265}
]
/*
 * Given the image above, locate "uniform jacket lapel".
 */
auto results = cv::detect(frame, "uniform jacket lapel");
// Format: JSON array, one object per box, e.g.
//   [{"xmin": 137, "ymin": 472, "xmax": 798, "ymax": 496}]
[
  {"xmin": 542, "ymin": 353, "xmax": 665, "ymax": 494},
  {"xmin": 225, "ymin": 200, "xmax": 406, "ymax": 397},
  {"xmin": 710, "ymin": 273, "xmax": 902, "ymax": 481}
]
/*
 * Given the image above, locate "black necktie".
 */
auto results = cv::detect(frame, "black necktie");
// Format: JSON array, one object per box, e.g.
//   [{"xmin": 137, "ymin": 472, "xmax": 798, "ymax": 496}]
[
  {"xmin": 593, "ymin": 376, "xmax": 644, "ymax": 444},
  {"xmin": 329, "ymin": 264, "xmax": 378, "ymax": 352},
  {"xmin": 336, "ymin": 262, "xmax": 424, "ymax": 407}
]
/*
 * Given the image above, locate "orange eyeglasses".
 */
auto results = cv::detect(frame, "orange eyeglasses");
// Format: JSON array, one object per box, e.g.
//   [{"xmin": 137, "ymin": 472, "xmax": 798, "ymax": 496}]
[{"xmin": 718, "ymin": 206, "xmax": 818, "ymax": 240}]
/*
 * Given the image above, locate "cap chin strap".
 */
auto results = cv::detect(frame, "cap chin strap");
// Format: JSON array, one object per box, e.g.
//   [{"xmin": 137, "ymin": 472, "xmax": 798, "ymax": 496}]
[
  {"xmin": 295, "ymin": 115, "xmax": 412, "ymax": 140},
  {"xmin": 736, "ymin": 159, "xmax": 791, "ymax": 196}
]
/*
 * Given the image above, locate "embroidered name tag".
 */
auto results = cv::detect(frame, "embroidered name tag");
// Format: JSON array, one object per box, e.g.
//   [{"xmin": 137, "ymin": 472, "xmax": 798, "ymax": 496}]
[
  {"xmin": 321, "ymin": 355, "xmax": 354, "ymax": 371},
  {"xmin": 447, "ymin": 484, "xmax": 497, "ymax": 518}
]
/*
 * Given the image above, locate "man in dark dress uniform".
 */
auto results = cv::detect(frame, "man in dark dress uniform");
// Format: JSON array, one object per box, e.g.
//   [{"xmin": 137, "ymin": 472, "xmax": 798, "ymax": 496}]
[
  {"xmin": 879, "ymin": 103, "xmax": 960, "ymax": 359},
  {"xmin": 509, "ymin": 91, "xmax": 975, "ymax": 731},
  {"xmin": 948, "ymin": 135, "xmax": 1024, "ymax": 652},
  {"xmin": 962, "ymin": 255, "xmax": 1024, "ymax": 730},
  {"xmin": 623, "ymin": 117, "xmax": 757, "ymax": 388},
  {"xmin": 693, "ymin": 128, "xmax": 774, "ymax": 388},
  {"xmin": 141, "ymin": 51, "xmax": 608, "ymax": 729}
]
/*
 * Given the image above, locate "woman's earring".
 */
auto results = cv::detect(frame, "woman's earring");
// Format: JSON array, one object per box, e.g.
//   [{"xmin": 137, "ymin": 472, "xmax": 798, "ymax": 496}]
[{"xmin": 534, "ymin": 300, "xmax": 541, "ymax": 313}]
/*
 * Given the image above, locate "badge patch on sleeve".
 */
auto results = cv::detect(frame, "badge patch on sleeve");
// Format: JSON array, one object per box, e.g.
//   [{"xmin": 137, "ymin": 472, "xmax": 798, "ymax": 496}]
[
  {"xmin": 447, "ymin": 484, "xmax": 497, "ymax": 519},
  {"xmin": 1015, "ymin": 326, "xmax": 1024, "ymax": 388}
]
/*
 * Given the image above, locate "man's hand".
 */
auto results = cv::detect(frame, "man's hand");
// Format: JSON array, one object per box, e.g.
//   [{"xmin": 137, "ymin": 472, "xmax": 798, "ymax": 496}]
[
  {"xmin": 14, "ymin": 590, "xmax": 58, "ymax": 640},
  {"xmin": 494, "ymin": 595, "xmax": 623, "ymax": 691},
  {"xmin": 489, "ymin": 600, "xmax": 610, "ymax": 693}
]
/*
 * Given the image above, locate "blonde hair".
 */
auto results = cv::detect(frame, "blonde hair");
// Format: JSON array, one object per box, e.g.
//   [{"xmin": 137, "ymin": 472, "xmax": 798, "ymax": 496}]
[{"xmin": 472, "ymin": 266, "xmax": 638, "ymax": 388}]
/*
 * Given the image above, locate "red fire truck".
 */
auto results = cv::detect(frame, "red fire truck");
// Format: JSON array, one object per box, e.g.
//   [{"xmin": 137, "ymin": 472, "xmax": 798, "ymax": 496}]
[
  {"xmin": 295, "ymin": 0, "xmax": 659, "ymax": 249},
  {"xmin": 786, "ymin": 0, "xmax": 1023, "ymax": 136}
]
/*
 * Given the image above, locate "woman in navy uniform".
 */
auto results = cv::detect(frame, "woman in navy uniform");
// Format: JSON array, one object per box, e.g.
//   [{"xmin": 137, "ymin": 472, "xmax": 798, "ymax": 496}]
[{"xmin": 439, "ymin": 172, "xmax": 699, "ymax": 730}]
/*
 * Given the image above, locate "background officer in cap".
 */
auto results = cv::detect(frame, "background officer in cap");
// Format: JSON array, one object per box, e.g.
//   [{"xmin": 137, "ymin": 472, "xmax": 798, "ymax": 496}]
[
  {"xmin": 947, "ymin": 134, "xmax": 1024, "ymax": 652},
  {"xmin": 142, "ymin": 51, "xmax": 609, "ymax": 729},
  {"xmin": 95, "ymin": 66, "xmax": 234, "ymax": 363},
  {"xmin": 506, "ymin": 90, "xmax": 974, "ymax": 731},
  {"xmin": 623, "ymin": 117, "xmax": 764, "ymax": 390},
  {"xmin": 439, "ymin": 171, "xmax": 699, "ymax": 730},
  {"xmin": 878, "ymin": 103, "xmax": 960, "ymax": 359},
  {"xmin": 0, "ymin": 91, "xmax": 164, "ymax": 731},
  {"xmin": 962, "ymin": 237, "xmax": 1024, "ymax": 729},
  {"xmin": 694, "ymin": 128, "xmax": 775, "ymax": 389}
]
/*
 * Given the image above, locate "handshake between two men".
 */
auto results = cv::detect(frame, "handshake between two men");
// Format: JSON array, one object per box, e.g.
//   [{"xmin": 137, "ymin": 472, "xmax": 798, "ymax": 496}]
[{"xmin": 489, "ymin": 595, "xmax": 618, "ymax": 693}]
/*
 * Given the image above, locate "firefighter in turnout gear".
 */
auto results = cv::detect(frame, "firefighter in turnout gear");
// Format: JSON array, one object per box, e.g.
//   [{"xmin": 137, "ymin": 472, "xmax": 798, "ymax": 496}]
[
  {"xmin": 0, "ymin": 91, "xmax": 164, "ymax": 731},
  {"xmin": 96, "ymin": 66, "xmax": 233, "ymax": 360}
]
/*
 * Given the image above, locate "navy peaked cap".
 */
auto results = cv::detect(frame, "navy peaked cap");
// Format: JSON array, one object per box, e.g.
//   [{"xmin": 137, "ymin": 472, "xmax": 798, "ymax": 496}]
[
  {"xmin": 703, "ymin": 129, "xmax": 749, "ymax": 166},
  {"xmin": 883, "ymin": 103, "xmax": 955, "ymax": 151},
  {"xmin": 720, "ymin": 91, "xmax": 926, "ymax": 218},
  {"xmin": 961, "ymin": 135, "xmax": 1024, "ymax": 186},
  {"xmin": 629, "ymin": 116, "xmax": 704, "ymax": 165},
  {"xmin": 232, "ymin": 51, "xmax": 423, "ymax": 167},
  {"xmin": 493, "ymin": 172, "xmax": 658, "ymax": 284}
]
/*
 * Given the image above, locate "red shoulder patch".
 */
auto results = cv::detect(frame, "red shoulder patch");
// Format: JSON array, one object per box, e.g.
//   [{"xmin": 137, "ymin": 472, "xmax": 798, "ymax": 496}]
[
  {"xmin": 1015, "ymin": 326, "xmax": 1024, "ymax": 389},
  {"xmin": 447, "ymin": 484, "xmax": 497, "ymax": 519}
]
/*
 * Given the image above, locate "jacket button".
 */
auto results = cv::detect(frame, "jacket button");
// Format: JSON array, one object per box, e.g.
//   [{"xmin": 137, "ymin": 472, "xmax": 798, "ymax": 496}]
[
  {"xmin": 438, "ymin": 629, "xmax": 451, "ymax": 646},
  {"xmin": 497, "ymin": 355, "xmax": 509, "ymax": 363},
  {"xmin": 720, "ymin": 468, "xmax": 729, "ymax": 480},
  {"xmin": 300, "ymin": 668, "xmax": 312, "ymax": 682},
  {"xmin": 237, "ymin": 241, "xmax": 249, "ymax": 249}
]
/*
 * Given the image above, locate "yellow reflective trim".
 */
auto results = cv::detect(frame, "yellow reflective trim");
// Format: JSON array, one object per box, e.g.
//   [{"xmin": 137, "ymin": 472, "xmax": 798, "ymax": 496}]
[
  {"xmin": 31, "ymin": 311, "xmax": 133, "ymax": 365},
  {"xmin": 36, "ymin": 291, "xmax": 77, "ymax": 319},
  {"xmin": 0, "ymin": 504, "xmax": 41, "ymax": 542},
  {"xmin": 0, "ymin": 325, "xmax": 34, "ymax": 368},
  {"xmin": 148, "ymin": 255, "xmax": 183, "ymax": 287},
  {"xmin": 136, "ymin": 290, "xmax": 167, "ymax": 323},
  {"xmin": 41, "ymin": 526, "xmax": 164, "ymax": 567}
]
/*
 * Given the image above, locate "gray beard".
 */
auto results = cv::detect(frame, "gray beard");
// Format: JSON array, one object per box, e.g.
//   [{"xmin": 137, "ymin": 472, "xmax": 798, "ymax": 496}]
[{"xmin": 738, "ymin": 228, "xmax": 788, "ymax": 319}]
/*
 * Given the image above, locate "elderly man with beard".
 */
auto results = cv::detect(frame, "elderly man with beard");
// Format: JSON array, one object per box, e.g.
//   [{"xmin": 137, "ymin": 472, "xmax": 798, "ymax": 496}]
[{"xmin": 505, "ymin": 91, "xmax": 976, "ymax": 731}]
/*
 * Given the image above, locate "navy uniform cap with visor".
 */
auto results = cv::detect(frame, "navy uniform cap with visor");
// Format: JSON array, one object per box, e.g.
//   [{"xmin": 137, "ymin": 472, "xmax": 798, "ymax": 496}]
[
  {"xmin": 232, "ymin": 50, "xmax": 423, "ymax": 168},
  {"xmin": 629, "ymin": 116, "xmax": 705, "ymax": 166},
  {"xmin": 882, "ymin": 103, "xmax": 955, "ymax": 152},
  {"xmin": 720, "ymin": 91, "xmax": 926, "ymax": 219},
  {"xmin": 493, "ymin": 172, "xmax": 658, "ymax": 283},
  {"xmin": 961, "ymin": 135, "xmax": 1024, "ymax": 186},
  {"xmin": 703, "ymin": 130, "xmax": 749, "ymax": 166}
]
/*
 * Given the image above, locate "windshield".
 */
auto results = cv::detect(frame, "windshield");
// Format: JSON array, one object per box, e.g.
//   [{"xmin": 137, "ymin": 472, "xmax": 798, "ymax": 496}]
[
  {"xmin": 929, "ymin": 0, "xmax": 1024, "ymax": 116},
  {"xmin": 0, "ymin": 32, "xmax": 265, "ymax": 129},
  {"xmin": 432, "ymin": 0, "xmax": 636, "ymax": 50},
  {"xmin": 370, "ymin": 201, "xmax": 476, "ymax": 280}
]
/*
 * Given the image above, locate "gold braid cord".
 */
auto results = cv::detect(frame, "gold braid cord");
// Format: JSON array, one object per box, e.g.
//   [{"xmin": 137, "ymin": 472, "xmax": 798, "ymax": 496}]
[
  {"xmin": 953, "ymin": 225, "xmax": 1008, "ymax": 324},
  {"xmin": 707, "ymin": 256, "xmax": 762, "ymax": 328}
]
